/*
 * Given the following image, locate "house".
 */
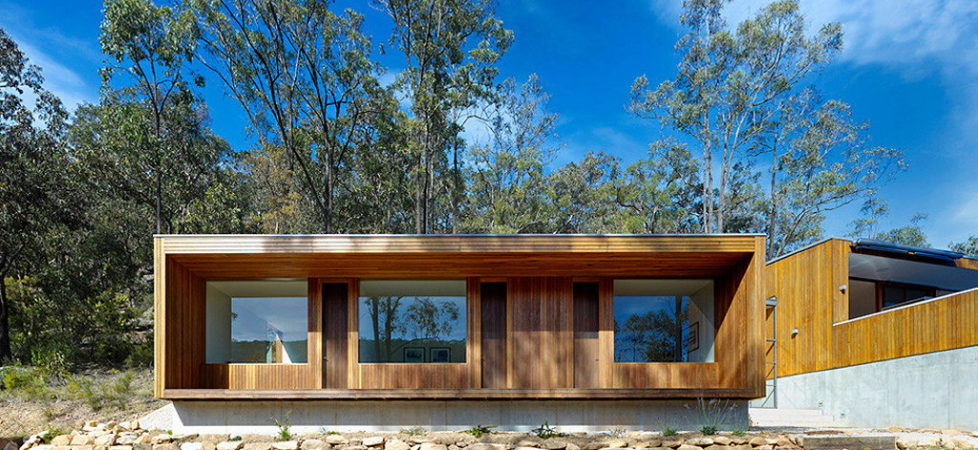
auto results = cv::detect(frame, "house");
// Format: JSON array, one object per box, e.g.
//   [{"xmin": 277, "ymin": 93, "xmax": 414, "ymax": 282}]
[
  {"xmin": 150, "ymin": 234, "xmax": 766, "ymax": 433},
  {"xmin": 762, "ymin": 238, "xmax": 978, "ymax": 429}
]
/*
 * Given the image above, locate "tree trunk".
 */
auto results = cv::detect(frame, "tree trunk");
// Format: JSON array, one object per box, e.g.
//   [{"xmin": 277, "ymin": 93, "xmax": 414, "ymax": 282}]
[{"xmin": 0, "ymin": 273, "xmax": 12, "ymax": 361}]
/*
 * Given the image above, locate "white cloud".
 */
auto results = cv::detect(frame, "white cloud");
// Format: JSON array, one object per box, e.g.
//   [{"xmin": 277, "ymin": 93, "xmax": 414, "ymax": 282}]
[{"xmin": 13, "ymin": 38, "xmax": 94, "ymax": 112}]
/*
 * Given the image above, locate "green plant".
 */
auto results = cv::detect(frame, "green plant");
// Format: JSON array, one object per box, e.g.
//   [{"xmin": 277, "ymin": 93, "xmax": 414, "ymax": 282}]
[
  {"xmin": 0, "ymin": 364, "xmax": 52, "ymax": 401},
  {"xmin": 400, "ymin": 427, "xmax": 426, "ymax": 436},
  {"xmin": 662, "ymin": 427, "xmax": 677, "ymax": 437},
  {"xmin": 273, "ymin": 412, "xmax": 293, "ymax": 441},
  {"xmin": 229, "ymin": 436, "xmax": 242, "ymax": 441},
  {"xmin": 41, "ymin": 427, "xmax": 68, "ymax": 444},
  {"xmin": 531, "ymin": 422, "xmax": 567, "ymax": 439},
  {"xmin": 66, "ymin": 370, "xmax": 137, "ymax": 411},
  {"xmin": 608, "ymin": 426, "xmax": 626, "ymax": 438},
  {"xmin": 461, "ymin": 425, "xmax": 497, "ymax": 438},
  {"xmin": 700, "ymin": 426, "xmax": 717, "ymax": 436},
  {"xmin": 685, "ymin": 397, "xmax": 737, "ymax": 435},
  {"xmin": 731, "ymin": 430, "xmax": 746, "ymax": 437}
]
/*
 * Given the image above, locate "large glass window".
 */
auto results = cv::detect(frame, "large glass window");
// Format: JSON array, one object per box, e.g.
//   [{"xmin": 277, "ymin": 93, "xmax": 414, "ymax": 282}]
[
  {"xmin": 613, "ymin": 279, "xmax": 714, "ymax": 363},
  {"xmin": 358, "ymin": 280, "xmax": 466, "ymax": 363},
  {"xmin": 205, "ymin": 280, "xmax": 308, "ymax": 364}
]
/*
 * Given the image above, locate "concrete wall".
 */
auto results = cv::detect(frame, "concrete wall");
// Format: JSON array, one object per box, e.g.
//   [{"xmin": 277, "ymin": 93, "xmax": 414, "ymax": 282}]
[
  {"xmin": 773, "ymin": 345, "xmax": 978, "ymax": 430},
  {"xmin": 143, "ymin": 400, "xmax": 748, "ymax": 434}
]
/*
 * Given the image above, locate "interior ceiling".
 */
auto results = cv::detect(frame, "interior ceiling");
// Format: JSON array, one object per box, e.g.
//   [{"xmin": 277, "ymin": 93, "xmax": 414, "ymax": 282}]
[
  {"xmin": 208, "ymin": 280, "xmax": 307, "ymax": 297},
  {"xmin": 849, "ymin": 253, "xmax": 978, "ymax": 291}
]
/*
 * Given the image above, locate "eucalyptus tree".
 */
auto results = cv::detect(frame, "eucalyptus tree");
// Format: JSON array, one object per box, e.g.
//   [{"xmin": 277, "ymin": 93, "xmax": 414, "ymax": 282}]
[
  {"xmin": 758, "ymin": 88, "xmax": 904, "ymax": 257},
  {"xmin": 461, "ymin": 75, "xmax": 557, "ymax": 233},
  {"xmin": 630, "ymin": 0, "xmax": 844, "ymax": 234},
  {"xmin": 188, "ymin": 0, "xmax": 386, "ymax": 233},
  {"xmin": 374, "ymin": 0, "xmax": 513, "ymax": 233},
  {"xmin": 611, "ymin": 141, "xmax": 702, "ymax": 234},
  {"xmin": 0, "ymin": 28, "xmax": 72, "ymax": 360},
  {"xmin": 950, "ymin": 236, "xmax": 978, "ymax": 257},
  {"xmin": 101, "ymin": 0, "xmax": 198, "ymax": 234}
]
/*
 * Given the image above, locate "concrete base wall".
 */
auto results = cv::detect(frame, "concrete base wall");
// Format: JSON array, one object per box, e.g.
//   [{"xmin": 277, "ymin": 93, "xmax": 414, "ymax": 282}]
[
  {"xmin": 774, "ymin": 345, "xmax": 978, "ymax": 430},
  {"xmin": 143, "ymin": 400, "xmax": 748, "ymax": 434}
]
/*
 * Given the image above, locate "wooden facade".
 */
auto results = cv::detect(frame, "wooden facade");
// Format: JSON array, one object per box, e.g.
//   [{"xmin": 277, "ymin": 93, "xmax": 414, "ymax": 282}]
[
  {"xmin": 155, "ymin": 234, "xmax": 766, "ymax": 400},
  {"xmin": 765, "ymin": 238, "xmax": 978, "ymax": 378}
]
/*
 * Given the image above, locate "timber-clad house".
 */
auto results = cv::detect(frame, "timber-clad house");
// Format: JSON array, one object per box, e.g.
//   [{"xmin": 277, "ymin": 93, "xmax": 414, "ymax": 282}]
[{"xmin": 152, "ymin": 234, "xmax": 765, "ymax": 431}]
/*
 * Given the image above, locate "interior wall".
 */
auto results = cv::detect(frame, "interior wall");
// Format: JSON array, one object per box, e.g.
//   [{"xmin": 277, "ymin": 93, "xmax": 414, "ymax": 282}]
[
  {"xmin": 205, "ymin": 284, "xmax": 231, "ymax": 363},
  {"xmin": 688, "ymin": 282, "xmax": 715, "ymax": 363}
]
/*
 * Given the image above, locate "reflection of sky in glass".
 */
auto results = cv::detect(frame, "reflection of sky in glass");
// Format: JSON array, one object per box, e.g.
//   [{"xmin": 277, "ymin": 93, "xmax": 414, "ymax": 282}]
[
  {"xmin": 231, "ymin": 297, "xmax": 307, "ymax": 342},
  {"xmin": 358, "ymin": 296, "xmax": 466, "ymax": 341}
]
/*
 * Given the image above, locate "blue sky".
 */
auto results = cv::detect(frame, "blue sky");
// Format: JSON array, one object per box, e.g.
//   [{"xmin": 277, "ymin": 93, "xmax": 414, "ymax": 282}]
[{"xmin": 3, "ymin": 0, "xmax": 977, "ymax": 247}]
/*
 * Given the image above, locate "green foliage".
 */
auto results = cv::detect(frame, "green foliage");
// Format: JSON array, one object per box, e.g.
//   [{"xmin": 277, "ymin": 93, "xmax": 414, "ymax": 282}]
[
  {"xmin": 700, "ymin": 426, "xmax": 717, "ymax": 436},
  {"xmin": 400, "ymin": 426, "xmax": 427, "ymax": 436},
  {"xmin": 273, "ymin": 413, "xmax": 293, "ymax": 441},
  {"xmin": 460, "ymin": 425, "xmax": 497, "ymax": 439},
  {"xmin": 0, "ymin": 364, "xmax": 52, "ymax": 401},
  {"xmin": 531, "ymin": 422, "xmax": 567, "ymax": 439},
  {"xmin": 686, "ymin": 398, "xmax": 737, "ymax": 435},
  {"xmin": 731, "ymin": 430, "xmax": 746, "ymax": 437},
  {"xmin": 950, "ymin": 236, "xmax": 978, "ymax": 257},
  {"xmin": 65, "ymin": 370, "xmax": 137, "ymax": 412},
  {"xmin": 662, "ymin": 427, "xmax": 677, "ymax": 437}
]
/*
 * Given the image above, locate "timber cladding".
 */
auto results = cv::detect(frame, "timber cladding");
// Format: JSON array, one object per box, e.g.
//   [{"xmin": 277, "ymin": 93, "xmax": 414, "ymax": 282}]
[
  {"xmin": 154, "ymin": 234, "xmax": 766, "ymax": 400},
  {"xmin": 765, "ymin": 238, "xmax": 978, "ymax": 378}
]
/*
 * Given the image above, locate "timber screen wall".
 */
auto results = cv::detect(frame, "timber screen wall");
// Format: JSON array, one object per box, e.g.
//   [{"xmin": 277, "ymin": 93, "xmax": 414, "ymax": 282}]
[{"xmin": 154, "ymin": 234, "xmax": 765, "ymax": 400}]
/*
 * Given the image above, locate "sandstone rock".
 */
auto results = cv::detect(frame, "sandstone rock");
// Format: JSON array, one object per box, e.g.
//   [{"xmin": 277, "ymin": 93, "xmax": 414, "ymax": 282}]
[
  {"xmin": 773, "ymin": 437, "xmax": 793, "ymax": 449},
  {"xmin": 339, "ymin": 446, "xmax": 367, "ymax": 450},
  {"xmin": 96, "ymin": 434, "xmax": 118, "ymax": 446},
  {"xmin": 515, "ymin": 447, "xmax": 538, "ymax": 450},
  {"xmin": 418, "ymin": 444, "xmax": 446, "ymax": 450},
  {"xmin": 325, "ymin": 437, "xmax": 349, "ymax": 446},
  {"xmin": 517, "ymin": 441, "xmax": 540, "ymax": 448},
  {"xmin": 152, "ymin": 436, "xmax": 174, "ymax": 445},
  {"xmin": 632, "ymin": 441, "xmax": 660, "ymax": 449},
  {"xmin": 217, "ymin": 442, "xmax": 244, "ymax": 450},
  {"xmin": 728, "ymin": 445, "xmax": 749, "ymax": 450},
  {"xmin": 462, "ymin": 442, "xmax": 506, "ymax": 450},
  {"xmin": 753, "ymin": 446, "xmax": 772, "ymax": 450},
  {"xmin": 72, "ymin": 435, "xmax": 96, "ymax": 446},
  {"xmin": 182, "ymin": 443, "xmax": 205, "ymax": 450},
  {"xmin": 711, "ymin": 438, "xmax": 731, "ymax": 446},
  {"xmin": 564, "ymin": 444, "xmax": 580, "ymax": 450},
  {"xmin": 243, "ymin": 443, "xmax": 272, "ymax": 450},
  {"xmin": 686, "ymin": 438, "xmax": 713, "ymax": 447},
  {"xmin": 301, "ymin": 440, "xmax": 329, "ymax": 450},
  {"xmin": 676, "ymin": 445, "xmax": 701, "ymax": 450},
  {"xmin": 542, "ymin": 443, "xmax": 566, "ymax": 450},
  {"xmin": 51, "ymin": 436, "xmax": 72, "ymax": 447},
  {"xmin": 661, "ymin": 440, "xmax": 683, "ymax": 449},
  {"xmin": 32, "ymin": 445, "xmax": 53, "ymax": 450},
  {"xmin": 362, "ymin": 438, "xmax": 385, "ymax": 448},
  {"xmin": 746, "ymin": 438, "xmax": 767, "ymax": 447},
  {"xmin": 602, "ymin": 442, "xmax": 627, "ymax": 449},
  {"xmin": 154, "ymin": 445, "xmax": 180, "ymax": 450},
  {"xmin": 118, "ymin": 434, "xmax": 140, "ymax": 445},
  {"xmin": 726, "ymin": 438, "xmax": 746, "ymax": 446},
  {"xmin": 704, "ymin": 446, "xmax": 730, "ymax": 450},
  {"xmin": 271, "ymin": 441, "xmax": 299, "ymax": 450},
  {"xmin": 384, "ymin": 440, "xmax": 410, "ymax": 450},
  {"xmin": 110, "ymin": 446, "xmax": 134, "ymax": 450}
]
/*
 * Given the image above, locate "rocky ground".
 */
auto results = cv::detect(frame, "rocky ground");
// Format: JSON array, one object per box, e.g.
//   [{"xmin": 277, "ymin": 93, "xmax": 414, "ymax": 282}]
[{"xmin": 15, "ymin": 421, "xmax": 978, "ymax": 450}]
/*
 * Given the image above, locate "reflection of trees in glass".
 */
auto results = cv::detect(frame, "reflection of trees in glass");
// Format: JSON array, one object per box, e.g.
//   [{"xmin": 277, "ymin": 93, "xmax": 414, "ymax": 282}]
[
  {"xmin": 615, "ymin": 296, "xmax": 687, "ymax": 362},
  {"xmin": 362, "ymin": 296, "xmax": 461, "ymax": 361},
  {"xmin": 363, "ymin": 296, "xmax": 404, "ymax": 362},
  {"xmin": 406, "ymin": 297, "xmax": 459, "ymax": 341}
]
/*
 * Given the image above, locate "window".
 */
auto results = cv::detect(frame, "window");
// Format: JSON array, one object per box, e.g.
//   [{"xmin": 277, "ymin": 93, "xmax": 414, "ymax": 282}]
[
  {"xmin": 613, "ymin": 279, "xmax": 714, "ymax": 363},
  {"xmin": 358, "ymin": 280, "xmax": 466, "ymax": 363},
  {"xmin": 205, "ymin": 280, "xmax": 308, "ymax": 364}
]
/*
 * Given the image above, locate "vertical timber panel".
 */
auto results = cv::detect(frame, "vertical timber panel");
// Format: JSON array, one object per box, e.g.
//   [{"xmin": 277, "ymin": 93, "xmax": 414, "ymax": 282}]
[
  {"xmin": 573, "ymin": 282, "xmax": 600, "ymax": 388},
  {"xmin": 323, "ymin": 282, "xmax": 350, "ymax": 389},
  {"xmin": 509, "ymin": 277, "xmax": 573, "ymax": 388},
  {"xmin": 480, "ymin": 282, "xmax": 508, "ymax": 388}
]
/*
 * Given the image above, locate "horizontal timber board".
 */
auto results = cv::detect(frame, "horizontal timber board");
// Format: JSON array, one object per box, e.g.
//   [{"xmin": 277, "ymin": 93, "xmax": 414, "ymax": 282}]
[
  {"xmin": 162, "ymin": 387, "xmax": 759, "ymax": 400},
  {"xmin": 168, "ymin": 252, "xmax": 751, "ymax": 279},
  {"xmin": 159, "ymin": 235, "xmax": 762, "ymax": 255}
]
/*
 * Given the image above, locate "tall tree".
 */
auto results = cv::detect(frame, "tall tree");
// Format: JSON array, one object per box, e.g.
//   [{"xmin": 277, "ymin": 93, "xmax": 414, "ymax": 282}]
[
  {"xmin": 101, "ymin": 0, "xmax": 197, "ymax": 234},
  {"xmin": 460, "ymin": 75, "xmax": 557, "ymax": 233},
  {"xmin": 611, "ymin": 141, "xmax": 702, "ymax": 234},
  {"xmin": 375, "ymin": 0, "xmax": 513, "ymax": 233},
  {"xmin": 0, "ymin": 28, "xmax": 72, "ymax": 360},
  {"xmin": 188, "ymin": 0, "xmax": 386, "ymax": 233},
  {"xmin": 630, "ymin": 0, "xmax": 844, "ymax": 234}
]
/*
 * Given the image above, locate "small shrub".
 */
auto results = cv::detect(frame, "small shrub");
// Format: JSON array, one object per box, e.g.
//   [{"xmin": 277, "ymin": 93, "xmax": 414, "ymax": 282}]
[
  {"xmin": 273, "ymin": 412, "xmax": 293, "ymax": 441},
  {"xmin": 608, "ymin": 426, "xmax": 626, "ymax": 438},
  {"xmin": 685, "ymin": 397, "xmax": 737, "ymax": 434},
  {"xmin": 700, "ymin": 426, "xmax": 717, "ymax": 435},
  {"xmin": 229, "ymin": 436, "xmax": 242, "ymax": 442},
  {"xmin": 66, "ymin": 370, "xmax": 137, "ymax": 411},
  {"xmin": 461, "ymin": 425, "xmax": 497, "ymax": 438},
  {"xmin": 662, "ymin": 427, "xmax": 677, "ymax": 437},
  {"xmin": 531, "ymin": 421, "xmax": 567, "ymax": 439},
  {"xmin": 41, "ymin": 427, "xmax": 68, "ymax": 444},
  {"xmin": 400, "ymin": 427, "xmax": 426, "ymax": 436},
  {"xmin": 0, "ymin": 364, "xmax": 52, "ymax": 401},
  {"xmin": 731, "ymin": 429, "xmax": 746, "ymax": 437}
]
